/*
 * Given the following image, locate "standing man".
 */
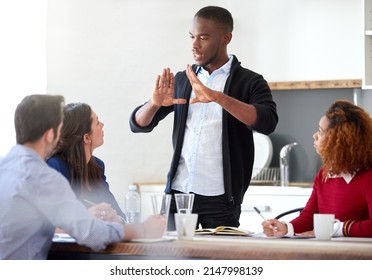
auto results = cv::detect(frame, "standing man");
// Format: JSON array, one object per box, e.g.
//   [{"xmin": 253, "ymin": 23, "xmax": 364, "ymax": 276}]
[
  {"xmin": 0, "ymin": 94, "xmax": 165, "ymax": 260},
  {"xmin": 130, "ymin": 6, "xmax": 278, "ymax": 229}
]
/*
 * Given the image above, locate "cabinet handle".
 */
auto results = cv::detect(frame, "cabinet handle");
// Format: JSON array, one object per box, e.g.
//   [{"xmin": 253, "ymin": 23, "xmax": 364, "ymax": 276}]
[{"xmin": 241, "ymin": 205, "xmax": 271, "ymax": 212}]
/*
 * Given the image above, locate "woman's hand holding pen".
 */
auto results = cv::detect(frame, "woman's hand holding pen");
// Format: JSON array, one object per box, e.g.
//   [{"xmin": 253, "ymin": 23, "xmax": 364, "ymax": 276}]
[
  {"xmin": 88, "ymin": 202, "xmax": 120, "ymax": 223},
  {"xmin": 262, "ymin": 219, "xmax": 288, "ymax": 236},
  {"xmin": 253, "ymin": 207, "xmax": 287, "ymax": 236}
]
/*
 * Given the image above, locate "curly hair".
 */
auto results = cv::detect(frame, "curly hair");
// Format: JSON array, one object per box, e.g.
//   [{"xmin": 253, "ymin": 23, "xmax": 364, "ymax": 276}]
[{"xmin": 320, "ymin": 100, "xmax": 372, "ymax": 177}]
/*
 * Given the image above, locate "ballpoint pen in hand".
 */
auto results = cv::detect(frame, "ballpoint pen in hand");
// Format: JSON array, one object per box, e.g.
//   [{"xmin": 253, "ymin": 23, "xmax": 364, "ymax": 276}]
[
  {"xmin": 83, "ymin": 199, "xmax": 96, "ymax": 207},
  {"xmin": 83, "ymin": 199, "xmax": 128, "ymax": 224},
  {"xmin": 253, "ymin": 206, "xmax": 277, "ymax": 232},
  {"xmin": 253, "ymin": 207, "xmax": 266, "ymax": 220}
]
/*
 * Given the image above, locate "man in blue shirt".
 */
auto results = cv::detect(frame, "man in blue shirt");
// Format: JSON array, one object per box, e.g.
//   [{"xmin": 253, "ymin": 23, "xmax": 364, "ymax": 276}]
[{"xmin": 0, "ymin": 94, "xmax": 165, "ymax": 259}]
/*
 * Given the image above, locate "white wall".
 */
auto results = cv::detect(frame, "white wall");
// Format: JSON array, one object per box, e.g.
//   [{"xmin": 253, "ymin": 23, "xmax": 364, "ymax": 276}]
[
  {"xmin": 231, "ymin": 0, "xmax": 363, "ymax": 81},
  {"xmin": 0, "ymin": 0, "xmax": 47, "ymax": 156},
  {"xmin": 1, "ymin": 0, "xmax": 365, "ymax": 213},
  {"xmin": 45, "ymin": 0, "xmax": 364, "ymax": 211}
]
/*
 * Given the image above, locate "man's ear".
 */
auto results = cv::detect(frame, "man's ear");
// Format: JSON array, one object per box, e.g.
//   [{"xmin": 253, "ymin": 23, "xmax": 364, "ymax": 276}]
[
  {"xmin": 223, "ymin": 32, "xmax": 232, "ymax": 45},
  {"xmin": 45, "ymin": 128, "xmax": 55, "ymax": 144}
]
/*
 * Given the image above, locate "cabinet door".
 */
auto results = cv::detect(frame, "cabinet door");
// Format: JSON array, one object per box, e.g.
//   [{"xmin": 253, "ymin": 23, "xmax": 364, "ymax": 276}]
[
  {"xmin": 364, "ymin": 0, "xmax": 372, "ymax": 88},
  {"xmin": 138, "ymin": 184, "xmax": 312, "ymax": 234},
  {"xmin": 239, "ymin": 193, "xmax": 311, "ymax": 233}
]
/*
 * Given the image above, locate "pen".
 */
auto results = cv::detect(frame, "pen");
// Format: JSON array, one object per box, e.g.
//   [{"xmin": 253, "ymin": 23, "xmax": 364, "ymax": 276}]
[
  {"xmin": 253, "ymin": 207, "xmax": 277, "ymax": 232},
  {"xmin": 83, "ymin": 199, "xmax": 96, "ymax": 206},
  {"xmin": 253, "ymin": 207, "xmax": 267, "ymax": 220},
  {"xmin": 82, "ymin": 199, "xmax": 129, "ymax": 224}
]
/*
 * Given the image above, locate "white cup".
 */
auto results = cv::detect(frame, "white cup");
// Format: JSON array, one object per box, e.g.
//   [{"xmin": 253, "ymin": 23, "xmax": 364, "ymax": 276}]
[
  {"xmin": 313, "ymin": 213, "xmax": 341, "ymax": 240},
  {"xmin": 175, "ymin": 213, "xmax": 198, "ymax": 240},
  {"xmin": 175, "ymin": 193, "xmax": 195, "ymax": 214}
]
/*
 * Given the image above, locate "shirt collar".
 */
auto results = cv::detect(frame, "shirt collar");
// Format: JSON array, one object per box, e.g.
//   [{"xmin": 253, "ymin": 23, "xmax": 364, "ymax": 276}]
[
  {"xmin": 196, "ymin": 54, "xmax": 233, "ymax": 75},
  {"xmin": 327, "ymin": 172, "xmax": 355, "ymax": 184}
]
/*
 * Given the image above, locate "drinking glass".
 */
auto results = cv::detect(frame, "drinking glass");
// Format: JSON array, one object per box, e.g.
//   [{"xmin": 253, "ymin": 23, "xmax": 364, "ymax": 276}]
[{"xmin": 175, "ymin": 193, "xmax": 195, "ymax": 214}]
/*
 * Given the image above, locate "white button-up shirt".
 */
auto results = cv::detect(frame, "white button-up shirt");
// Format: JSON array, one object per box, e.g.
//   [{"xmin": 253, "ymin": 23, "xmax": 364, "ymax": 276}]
[{"xmin": 172, "ymin": 56, "xmax": 233, "ymax": 195}]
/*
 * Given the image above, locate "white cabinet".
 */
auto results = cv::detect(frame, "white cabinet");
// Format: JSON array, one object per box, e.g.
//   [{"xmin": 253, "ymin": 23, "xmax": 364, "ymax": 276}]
[
  {"xmin": 137, "ymin": 184, "xmax": 312, "ymax": 233},
  {"xmin": 363, "ymin": 0, "xmax": 372, "ymax": 89},
  {"xmin": 239, "ymin": 186, "xmax": 312, "ymax": 233}
]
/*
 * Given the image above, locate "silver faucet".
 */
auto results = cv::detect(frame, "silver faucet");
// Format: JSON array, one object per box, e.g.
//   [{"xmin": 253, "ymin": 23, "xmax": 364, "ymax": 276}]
[{"xmin": 279, "ymin": 142, "xmax": 298, "ymax": 186}]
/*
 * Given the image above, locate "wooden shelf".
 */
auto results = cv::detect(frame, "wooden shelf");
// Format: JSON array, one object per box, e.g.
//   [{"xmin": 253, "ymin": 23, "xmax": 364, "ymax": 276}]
[{"xmin": 268, "ymin": 79, "xmax": 362, "ymax": 91}]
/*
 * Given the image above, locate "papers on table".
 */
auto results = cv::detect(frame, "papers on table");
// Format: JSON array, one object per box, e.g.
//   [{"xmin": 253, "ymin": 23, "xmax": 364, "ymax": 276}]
[
  {"xmin": 252, "ymin": 232, "xmax": 315, "ymax": 239},
  {"xmin": 195, "ymin": 226, "xmax": 254, "ymax": 236},
  {"xmin": 52, "ymin": 233, "xmax": 76, "ymax": 243},
  {"xmin": 129, "ymin": 237, "xmax": 176, "ymax": 243}
]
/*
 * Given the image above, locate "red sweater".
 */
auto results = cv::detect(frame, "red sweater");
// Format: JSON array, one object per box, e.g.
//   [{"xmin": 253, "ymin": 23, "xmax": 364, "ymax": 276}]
[{"xmin": 291, "ymin": 168, "xmax": 372, "ymax": 237}]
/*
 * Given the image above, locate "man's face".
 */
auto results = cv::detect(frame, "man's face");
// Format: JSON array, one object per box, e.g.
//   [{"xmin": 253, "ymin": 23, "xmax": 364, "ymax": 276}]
[{"xmin": 189, "ymin": 17, "xmax": 231, "ymax": 72}]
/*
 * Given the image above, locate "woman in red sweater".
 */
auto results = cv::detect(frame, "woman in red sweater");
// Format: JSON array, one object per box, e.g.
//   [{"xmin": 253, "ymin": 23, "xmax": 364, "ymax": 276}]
[{"xmin": 263, "ymin": 100, "xmax": 372, "ymax": 237}]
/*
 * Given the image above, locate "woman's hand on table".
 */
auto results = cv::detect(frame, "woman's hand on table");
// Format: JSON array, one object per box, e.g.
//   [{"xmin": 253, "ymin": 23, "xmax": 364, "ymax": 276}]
[{"xmin": 295, "ymin": 230, "xmax": 315, "ymax": 237}]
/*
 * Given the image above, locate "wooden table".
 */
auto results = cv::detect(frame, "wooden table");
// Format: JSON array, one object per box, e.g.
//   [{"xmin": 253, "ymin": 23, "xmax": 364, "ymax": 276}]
[{"xmin": 48, "ymin": 234, "xmax": 372, "ymax": 260}]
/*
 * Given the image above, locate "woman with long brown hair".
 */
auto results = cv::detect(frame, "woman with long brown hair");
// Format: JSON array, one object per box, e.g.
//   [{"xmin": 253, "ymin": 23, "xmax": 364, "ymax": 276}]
[{"xmin": 47, "ymin": 103, "xmax": 126, "ymax": 221}]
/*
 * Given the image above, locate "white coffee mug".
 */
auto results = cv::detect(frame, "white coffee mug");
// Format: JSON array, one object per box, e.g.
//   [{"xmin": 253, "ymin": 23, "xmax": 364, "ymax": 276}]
[
  {"xmin": 175, "ymin": 213, "xmax": 198, "ymax": 240},
  {"xmin": 313, "ymin": 213, "xmax": 341, "ymax": 240}
]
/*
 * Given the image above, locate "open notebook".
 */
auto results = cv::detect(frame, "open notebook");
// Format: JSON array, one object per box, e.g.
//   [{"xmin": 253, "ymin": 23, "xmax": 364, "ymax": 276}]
[{"xmin": 195, "ymin": 226, "xmax": 254, "ymax": 236}]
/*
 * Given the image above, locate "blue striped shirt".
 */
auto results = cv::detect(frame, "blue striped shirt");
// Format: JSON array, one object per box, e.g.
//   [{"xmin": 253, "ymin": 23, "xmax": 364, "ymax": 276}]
[{"xmin": 0, "ymin": 145, "xmax": 123, "ymax": 259}]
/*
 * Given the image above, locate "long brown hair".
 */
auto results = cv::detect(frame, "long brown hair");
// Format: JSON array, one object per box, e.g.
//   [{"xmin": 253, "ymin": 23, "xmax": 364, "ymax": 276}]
[
  {"xmin": 50, "ymin": 103, "xmax": 103, "ymax": 194},
  {"xmin": 320, "ymin": 100, "xmax": 372, "ymax": 177}
]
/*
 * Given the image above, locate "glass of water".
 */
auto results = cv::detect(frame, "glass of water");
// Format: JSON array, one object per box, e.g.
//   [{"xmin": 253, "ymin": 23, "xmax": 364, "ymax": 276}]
[{"xmin": 175, "ymin": 193, "xmax": 195, "ymax": 214}]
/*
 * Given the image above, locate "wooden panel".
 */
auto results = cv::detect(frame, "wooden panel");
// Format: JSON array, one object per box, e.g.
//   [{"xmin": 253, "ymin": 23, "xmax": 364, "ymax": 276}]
[{"xmin": 269, "ymin": 79, "xmax": 362, "ymax": 90}]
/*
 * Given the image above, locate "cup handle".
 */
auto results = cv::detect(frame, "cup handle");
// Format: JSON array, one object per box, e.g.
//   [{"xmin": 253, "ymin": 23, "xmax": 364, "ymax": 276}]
[{"xmin": 332, "ymin": 219, "xmax": 341, "ymax": 236}]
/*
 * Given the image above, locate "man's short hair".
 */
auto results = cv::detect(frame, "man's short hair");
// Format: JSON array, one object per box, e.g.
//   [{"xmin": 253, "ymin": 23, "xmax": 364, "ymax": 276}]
[
  {"xmin": 194, "ymin": 6, "xmax": 234, "ymax": 32},
  {"xmin": 14, "ymin": 94, "xmax": 65, "ymax": 144}
]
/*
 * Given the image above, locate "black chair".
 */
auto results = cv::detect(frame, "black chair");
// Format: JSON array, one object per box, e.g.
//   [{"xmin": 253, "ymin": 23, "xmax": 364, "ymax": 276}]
[{"xmin": 274, "ymin": 207, "xmax": 304, "ymax": 220}]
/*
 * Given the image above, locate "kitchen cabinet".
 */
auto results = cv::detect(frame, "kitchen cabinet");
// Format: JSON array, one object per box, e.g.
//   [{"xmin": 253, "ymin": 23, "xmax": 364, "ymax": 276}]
[
  {"xmin": 137, "ymin": 184, "xmax": 312, "ymax": 234},
  {"xmin": 239, "ymin": 186, "xmax": 312, "ymax": 233},
  {"xmin": 364, "ymin": 0, "xmax": 372, "ymax": 89}
]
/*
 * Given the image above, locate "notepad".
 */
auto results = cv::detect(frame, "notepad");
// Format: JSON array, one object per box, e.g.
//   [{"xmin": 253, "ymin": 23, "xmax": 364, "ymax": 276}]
[
  {"xmin": 252, "ymin": 232, "xmax": 315, "ymax": 239},
  {"xmin": 52, "ymin": 233, "xmax": 76, "ymax": 243},
  {"xmin": 195, "ymin": 226, "xmax": 254, "ymax": 236},
  {"xmin": 130, "ymin": 237, "xmax": 176, "ymax": 243}
]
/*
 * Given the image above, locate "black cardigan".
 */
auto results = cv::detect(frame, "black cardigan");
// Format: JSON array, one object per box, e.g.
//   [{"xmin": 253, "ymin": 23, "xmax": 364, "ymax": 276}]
[{"xmin": 130, "ymin": 55, "xmax": 278, "ymax": 205}]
